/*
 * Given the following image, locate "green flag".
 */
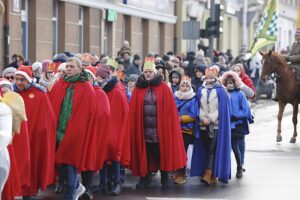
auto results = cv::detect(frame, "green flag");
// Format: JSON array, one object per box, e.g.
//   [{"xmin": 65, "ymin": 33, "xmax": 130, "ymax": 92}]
[{"xmin": 251, "ymin": 0, "xmax": 278, "ymax": 55}]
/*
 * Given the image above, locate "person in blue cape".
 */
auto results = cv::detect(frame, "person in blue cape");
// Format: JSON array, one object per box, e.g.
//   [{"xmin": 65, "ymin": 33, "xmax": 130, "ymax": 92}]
[
  {"xmin": 221, "ymin": 71, "xmax": 253, "ymax": 179},
  {"xmin": 190, "ymin": 65, "xmax": 231, "ymax": 185},
  {"xmin": 173, "ymin": 76, "xmax": 198, "ymax": 184}
]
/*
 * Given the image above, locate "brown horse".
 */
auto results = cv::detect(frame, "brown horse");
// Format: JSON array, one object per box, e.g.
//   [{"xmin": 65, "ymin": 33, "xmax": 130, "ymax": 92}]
[{"xmin": 260, "ymin": 50, "xmax": 300, "ymax": 143}]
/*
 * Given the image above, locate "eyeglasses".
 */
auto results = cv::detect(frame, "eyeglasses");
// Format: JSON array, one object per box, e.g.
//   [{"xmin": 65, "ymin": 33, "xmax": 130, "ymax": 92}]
[{"xmin": 4, "ymin": 75, "xmax": 14, "ymax": 80}]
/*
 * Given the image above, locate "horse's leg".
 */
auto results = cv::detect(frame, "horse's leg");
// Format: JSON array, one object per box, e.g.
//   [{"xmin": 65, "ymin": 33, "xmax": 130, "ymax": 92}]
[
  {"xmin": 290, "ymin": 103, "xmax": 298, "ymax": 143},
  {"xmin": 277, "ymin": 101, "xmax": 287, "ymax": 142}
]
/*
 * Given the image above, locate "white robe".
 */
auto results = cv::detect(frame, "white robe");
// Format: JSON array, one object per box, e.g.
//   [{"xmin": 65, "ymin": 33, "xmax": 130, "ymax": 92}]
[{"xmin": 0, "ymin": 102, "xmax": 12, "ymax": 195}]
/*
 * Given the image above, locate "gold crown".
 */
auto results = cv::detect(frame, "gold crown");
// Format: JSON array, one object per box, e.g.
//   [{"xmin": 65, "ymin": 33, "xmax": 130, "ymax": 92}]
[{"xmin": 107, "ymin": 58, "xmax": 118, "ymax": 69}]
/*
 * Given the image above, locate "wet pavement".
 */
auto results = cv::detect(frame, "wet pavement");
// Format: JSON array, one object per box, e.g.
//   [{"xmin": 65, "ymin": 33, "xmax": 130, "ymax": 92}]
[{"xmin": 34, "ymin": 99, "xmax": 300, "ymax": 200}]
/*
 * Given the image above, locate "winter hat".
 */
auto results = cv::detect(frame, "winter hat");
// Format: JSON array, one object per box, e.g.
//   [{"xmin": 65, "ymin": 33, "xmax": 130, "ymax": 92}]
[
  {"xmin": 53, "ymin": 53, "xmax": 67, "ymax": 63},
  {"xmin": 194, "ymin": 64, "xmax": 206, "ymax": 74},
  {"xmin": 2, "ymin": 67, "xmax": 16, "ymax": 77},
  {"xmin": 171, "ymin": 57, "xmax": 180, "ymax": 65},
  {"xmin": 0, "ymin": 78, "xmax": 13, "ymax": 91},
  {"xmin": 85, "ymin": 66, "xmax": 96, "ymax": 80},
  {"xmin": 133, "ymin": 54, "xmax": 141, "ymax": 61},
  {"xmin": 205, "ymin": 65, "xmax": 219, "ymax": 78},
  {"xmin": 182, "ymin": 61, "xmax": 189, "ymax": 68},
  {"xmin": 15, "ymin": 65, "xmax": 34, "ymax": 83},
  {"xmin": 42, "ymin": 60, "xmax": 52, "ymax": 72},
  {"xmin": 96, "ymin": 64, "xmax": 110, "ymax": 79},
  {"xmin": 155, "ymin": 60, "xmax": 166, "ymax": 69},
  {"xmin": 32, "ymin": 62, "xmax": 42, "ymax": 72},
  {"xmin": 128, "ymin": 74, "xmax": 139, "ymax": 82},
  {"xmin": 42, "ymin": 60, "xmax": 56, "ymax": 72},
  {"xmin": 143, "ymin": 61, "xmax": 157, "ymax": 74},
  {"xmin": 106, "ymin": 58, "xmax": 118, "ymax": 70},
  {"xmin": 221, "ymin": 71, "xmax": 243, "ymax": 88},
  {"xmin": 57, "ymin": 63, "xmax": 66, "ymax": 72}
]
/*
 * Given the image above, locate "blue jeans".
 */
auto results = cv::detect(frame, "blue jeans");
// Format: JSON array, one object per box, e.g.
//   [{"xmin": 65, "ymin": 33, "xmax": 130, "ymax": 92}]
[
  {"xmin": 61, "ymin": 164, "xmax": 79, "ymax": 200},
  {"xmin": 100, "ymin": 161, "xmax": 121, "ymax": 185}
]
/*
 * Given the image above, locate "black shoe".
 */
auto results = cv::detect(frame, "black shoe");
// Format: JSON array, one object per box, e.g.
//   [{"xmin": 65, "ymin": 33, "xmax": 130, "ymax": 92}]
[
  {"xmin": 160, "ymin": 171, "xmax": 169, "ymax": 186},
  {"xmin": 111, "ymin": 183, "xmax": 121, "ymax": 196},
  {"xmin": 54, "ymin": 182, "xmax": 63, "ymax": 194},
  {"xmin": 96, "ymin": 184, "xmax": 108, "ymax": 194},
  {"xmin": 136, "ymin": 174, "xmax": 152, "ymax": 189},
  {"xmin": 80, "ymin": 187, "xmax": 93, "ymax": 200},
  {"xmin": 236, "ymin": 167, "xmax": 243, "ymax": 179}
]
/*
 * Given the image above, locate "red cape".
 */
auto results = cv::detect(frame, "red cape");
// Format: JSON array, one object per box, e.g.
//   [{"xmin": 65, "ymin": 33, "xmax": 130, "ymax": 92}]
[
  {"xmin": 127, "ymin": 82, "xmax": 187, "ymax": 177},
  {"xmin": 92, "ymin": 85, "xmax": 110, "ymax": 169},
  {"xmin": 17, "ymin": 86, "xmax": 56, "ymax": 196},
  {"xmin": 50, "ymin": 78, "xmax": 97, "ymax": 171},
  {"xmin": 11, "ymin": 122, "xmax": 30, "ymax": 188},
  {"xmin": 105, "ymin": 84, "xmax": 130, "ymax": 164}
]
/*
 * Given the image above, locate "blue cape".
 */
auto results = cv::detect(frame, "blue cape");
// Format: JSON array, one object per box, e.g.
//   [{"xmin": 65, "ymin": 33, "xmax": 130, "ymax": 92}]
[{"xmin": 190, "ymin": 84, "xmax": 231, "ymax": 183}]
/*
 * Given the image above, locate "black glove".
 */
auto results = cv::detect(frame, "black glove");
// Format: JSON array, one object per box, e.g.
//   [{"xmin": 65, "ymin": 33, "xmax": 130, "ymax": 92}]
[{"xmin": 231, "ymin": 115, "xmax": 238, "ymax": 122}]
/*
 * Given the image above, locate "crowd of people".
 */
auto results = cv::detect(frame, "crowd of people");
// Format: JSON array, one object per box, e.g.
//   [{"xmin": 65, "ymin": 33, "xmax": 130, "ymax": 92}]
[{"xmin": 0, "ymin": 40, "xmax": 257, "ymax": 200}]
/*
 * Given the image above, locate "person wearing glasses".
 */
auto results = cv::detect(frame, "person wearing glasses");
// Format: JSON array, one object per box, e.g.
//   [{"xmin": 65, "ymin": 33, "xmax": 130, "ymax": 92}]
[{"xmin": 1, "ymin": 67, "xmax": 16, "ymax": 83}]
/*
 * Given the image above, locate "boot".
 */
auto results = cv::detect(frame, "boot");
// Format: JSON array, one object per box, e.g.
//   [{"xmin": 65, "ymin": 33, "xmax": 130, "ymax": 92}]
[
  {"xmin": 160, "ymin": 171, "xmax": 169, "ymax": 186},
  {"xmin": 111, "ymin": 183, "xmax": 121, "ymax": 196},
  {"xmin": 201, "ymin": 169, "xmax": 212, "ymax": 186},
  {"xmin": 236, "ymin": 166, "xmax": 243, "ymax": 179},
  {"xmin": 210, "ymin": 176, "xmax": 218, "ymax": 185},
  {"xmin": 136, "ymin": 173, "xmax": 152, "ymax": 189},
  {"xmin": 174, "ymin": 170, "xmax": 186, "ymax": 184}
]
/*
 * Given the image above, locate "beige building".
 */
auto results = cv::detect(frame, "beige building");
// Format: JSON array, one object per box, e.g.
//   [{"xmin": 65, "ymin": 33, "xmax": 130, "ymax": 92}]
[
  {"xmin": 175, "ymin": 0, "xmax": 264, "ymax": 57},
  {"xmin": 0, "ymin": 0, "xmax": 176, "ymax": 72}
]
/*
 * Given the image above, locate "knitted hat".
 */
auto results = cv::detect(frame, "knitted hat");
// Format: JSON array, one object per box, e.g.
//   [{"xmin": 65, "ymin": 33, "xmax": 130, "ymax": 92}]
[
  {"xmin": 42, "ymin": 60, "xmax": 52, "ymax": 72},
  {"xmin": 96, "ymin": 64, "xmax": 110, "ymax": 79},
  {"xmin": 0, "ymin": 78, "xmax": 13, "ymax": 91},
  {"xmin": 133, "ymin": 54, "xmax": 141, "ymax": 61},
  {"xmin": 194, "ymin": 64, "xmax": 206, "ymax": 74},
  {"xmin": 15, "ymin": 65, "xmax": 34, "ymax": 83},
  {"xmin": 57, "ymin": 63, "xmax": 66, "ymax": 72},
  {"xmin": 143, "ymin": 61, "xmax": 157, "ymax": 74},
  {"xmin": 85, "ymin": 66, "xmax": 96, "ymax": 80},
  {"xmin": 2, "ymin": 67, "xmax": 16, "ymax": 77},
  {"xmin": 205, "ymin": 65, "xmax": 219, "ymax": 78},
  {"xmin": 53, "ymin": 53, "xmax": 67, "ymax": 63},
  {"xmin": 32, "ymin": 62, "xmax": 42, "ymax": 72},
  {"xmin": 128, "ymin": 74, "xmax": 139, "ymax": 82},
  {"xmin": 107, "ymin": 58, "xmax": 118, "ymax": 69}
]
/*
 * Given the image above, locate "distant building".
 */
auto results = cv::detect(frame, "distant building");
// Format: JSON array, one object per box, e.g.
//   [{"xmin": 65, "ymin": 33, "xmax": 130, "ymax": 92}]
[{"xmin": 0, "ymin": 0, "xmax": 176, "ymax": 72}]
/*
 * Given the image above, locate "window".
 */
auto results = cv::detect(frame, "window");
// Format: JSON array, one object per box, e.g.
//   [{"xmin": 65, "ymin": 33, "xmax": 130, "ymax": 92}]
[
  {"xmin": 79, "ymin": 6, "xmax": 84, "ymax": 53},
  {"xmin": 52, "ymin": 0, "xmax": 58, "ymax": 55}
]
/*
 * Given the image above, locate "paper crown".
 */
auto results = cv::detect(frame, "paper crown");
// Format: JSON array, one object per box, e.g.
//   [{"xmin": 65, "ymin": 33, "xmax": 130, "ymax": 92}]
[
  {"xmin": 143, "ymin": 62, "xmax": 157, "ymax": 74},
  {"xmin": 205, "ymin": 65, "xmax": 219, "ymax": 78},
  {"xmin": 106, "ymin": 58, "xmax": 118, "ymax": 69}
]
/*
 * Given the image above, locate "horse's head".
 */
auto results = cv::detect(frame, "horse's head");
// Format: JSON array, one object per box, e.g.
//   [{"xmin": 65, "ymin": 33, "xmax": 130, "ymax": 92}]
[{"xmin": 260, "ymin": 50, "xmax": 275, "ymax": 81}]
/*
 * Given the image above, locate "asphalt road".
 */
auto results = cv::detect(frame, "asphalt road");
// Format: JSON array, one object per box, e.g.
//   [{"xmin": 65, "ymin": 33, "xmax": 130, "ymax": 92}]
[{"xmin": 35, "ymin": 99, "xmax": 300, "ymax": 200}]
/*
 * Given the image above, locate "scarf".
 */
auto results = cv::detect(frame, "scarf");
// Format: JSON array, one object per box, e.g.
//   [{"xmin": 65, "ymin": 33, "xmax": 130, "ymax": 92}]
[
  {"xmin": 174, "ymin": 89, "xmax": 195, "ymax": 100},
  {"xmin": 57, "ymin": 71, "xmax": 88, "ymax": 144}
]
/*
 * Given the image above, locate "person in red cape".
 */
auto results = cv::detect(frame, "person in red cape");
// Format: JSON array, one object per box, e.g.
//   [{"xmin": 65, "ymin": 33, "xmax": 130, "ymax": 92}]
[
  {"xmin": 79, "ymin": 66, "xmax": 110, "ymax": 200},
  {"xmin": 13, "ymin": 65, "xmax": 56, "ymax": 199},
  {"xmin": 0, "ymin": 79, "xmax": 30, "ymax": 200},
  {"xmin": 127, "ymin": 61, "xmax": 187, "ymax": 189},
  {"xmin": 49, "ymin": 57, "xmax": 97, "ymax": 200},
  {"xmin": 96, "ymin": 63, "xmax": 129, "ymax": 196}
]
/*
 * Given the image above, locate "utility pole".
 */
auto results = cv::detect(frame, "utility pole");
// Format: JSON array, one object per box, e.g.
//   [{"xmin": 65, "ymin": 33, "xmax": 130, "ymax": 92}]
[
  {"xmin": 242, "ymin": 0, "xmax": 248, "ymax": 56},
  {"xmin": 209, "ymin": 0, "xmax": 216, "ymax": 59}
]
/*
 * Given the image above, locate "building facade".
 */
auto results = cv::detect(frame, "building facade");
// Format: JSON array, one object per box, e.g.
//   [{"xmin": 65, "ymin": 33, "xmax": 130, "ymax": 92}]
[
  {"xmin": 276, "ymin": 0, "xmax": 299, "ymax": 52},
  {"xmin": 0, "ymin": 0, "xmax": 176, "ymax": 72}
]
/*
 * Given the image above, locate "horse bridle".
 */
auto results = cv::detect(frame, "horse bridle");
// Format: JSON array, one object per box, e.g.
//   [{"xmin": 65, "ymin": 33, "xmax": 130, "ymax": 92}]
[{"xmin": 269, "ymin": 56, "xmax": 280, "ymax": 82}]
